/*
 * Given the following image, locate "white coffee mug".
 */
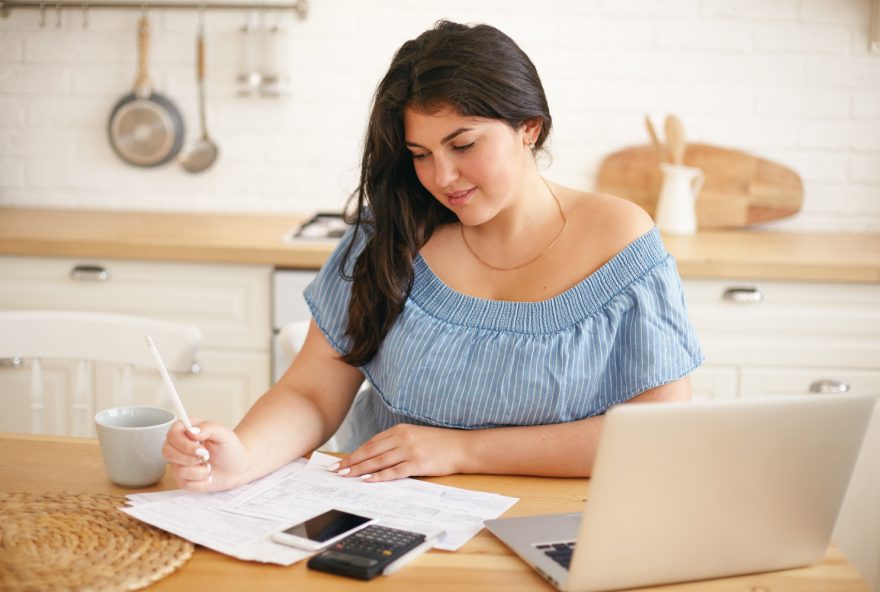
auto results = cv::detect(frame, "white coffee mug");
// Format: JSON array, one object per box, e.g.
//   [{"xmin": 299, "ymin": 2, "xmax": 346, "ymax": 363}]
[{"xmin": 95, "ymin": 406, "xmax": 175, "ymax": 488}]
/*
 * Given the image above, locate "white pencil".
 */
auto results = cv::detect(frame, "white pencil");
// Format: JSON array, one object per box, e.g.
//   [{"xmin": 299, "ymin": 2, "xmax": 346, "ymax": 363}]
[
  {"xmin": 145, "ymin": 334, "xmax": 209, "ymax": 460},
  {"xmin": 382, "ymin": 532, "xmax": 443, "ymax": 576}
]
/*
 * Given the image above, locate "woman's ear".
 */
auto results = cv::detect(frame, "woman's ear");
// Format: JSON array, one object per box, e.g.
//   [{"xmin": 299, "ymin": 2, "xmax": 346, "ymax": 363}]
[{"xmin": 521, "ymin": 118, "xmax": 543, "ymax": 146}]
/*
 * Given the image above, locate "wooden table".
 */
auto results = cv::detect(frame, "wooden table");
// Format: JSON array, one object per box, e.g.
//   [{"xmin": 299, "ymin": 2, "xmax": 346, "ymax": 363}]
[{"xmin": 0, "ymin": 433, "xmax": 868, "ymax": 591}]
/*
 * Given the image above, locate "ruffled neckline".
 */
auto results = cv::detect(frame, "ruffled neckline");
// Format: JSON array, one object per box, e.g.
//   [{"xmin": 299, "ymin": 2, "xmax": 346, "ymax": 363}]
[{"xmin": 409, "ymin": 227, "xmax": 667, "ymax": 333}]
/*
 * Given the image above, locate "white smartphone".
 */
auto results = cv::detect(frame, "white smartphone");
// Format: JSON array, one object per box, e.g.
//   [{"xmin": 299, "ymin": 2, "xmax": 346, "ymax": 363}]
[{"xmin": 271, "ymin": 509, "xmax": 377, "ymax": 551}]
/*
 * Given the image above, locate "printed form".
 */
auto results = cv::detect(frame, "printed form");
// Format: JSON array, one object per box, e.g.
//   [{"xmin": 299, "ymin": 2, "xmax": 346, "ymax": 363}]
[{"xmin": 123, "ymin": 452, "xmax": 517, "ymax": 565}]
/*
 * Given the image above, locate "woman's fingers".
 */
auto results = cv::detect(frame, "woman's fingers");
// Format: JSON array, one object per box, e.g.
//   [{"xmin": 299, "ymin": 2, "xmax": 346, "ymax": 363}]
[
  {"xmin": 162, "ymin": 440, "xmax": 204, "ymax": 466},
  {"xmin": 163, "ymin": 418, "xmax": 250, "ymax": 491},
  {"xmin": 176, "ymin": 461, "xmax": 211, "ymax": 482},
  {"xmin": 336, "ymin": 433, "xmax": 399, "ymax": 476},
  {"xmin": 360, "ymin": 461, "xmax": 414, "ymax": 483},
  {"xmin": 341, "ymin": 449, "xmax": 405, "ymax": 478},
  {"xmin": 178, "ymin": 474, "xmax": 215, "ymax": 493},
  {"xmin": 330, "ymin": 425, "xmax": 462, "ymax": 482},
  {"xmin": 163, "ymin": 420, "xmax": 208, "ymax": 464}
]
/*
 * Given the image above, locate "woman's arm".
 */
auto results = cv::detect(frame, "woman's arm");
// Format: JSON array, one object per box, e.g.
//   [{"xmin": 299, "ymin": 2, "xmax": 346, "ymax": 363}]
[
  {"xmin": 163, "ymin": 320, "xmax": 364, "ymax": 491},
  {"xmin": 336, "ymin": 377, "xmax": 691, "ymax": 482},
  {"xmin": 233, "ymin": 320, "xmax": 365, "ymax": 479}
]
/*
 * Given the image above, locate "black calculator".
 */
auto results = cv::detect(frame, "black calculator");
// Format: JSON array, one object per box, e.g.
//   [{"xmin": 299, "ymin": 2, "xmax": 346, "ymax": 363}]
[{"xmin": 307, "ymin": 524, "xmax": 427, "ymax": 580}]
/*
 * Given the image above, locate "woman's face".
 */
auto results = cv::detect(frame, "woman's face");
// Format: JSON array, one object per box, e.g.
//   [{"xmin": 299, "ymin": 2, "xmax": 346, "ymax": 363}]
[{"xmin": 403, "ymin": 105, "xmax": 531, "ymax": 226}]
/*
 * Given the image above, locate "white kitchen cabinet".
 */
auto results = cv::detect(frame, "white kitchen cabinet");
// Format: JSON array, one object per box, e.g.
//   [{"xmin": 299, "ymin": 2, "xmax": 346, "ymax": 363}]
[
  {"xmin": 685, "ymin": 279, "xmax": 880, "ymax": 369},
  {"xmin": 0, "ymin": 256, "xmax": 272, "ymax": 435},
  {"xmin": 0, "ymin": 358, "xmax": 81, "ymax": 435},
  {"xmin": 683, "ymin": 278, "xmax": 880, "ymax": 592},
  {"xmin": 689, "ymin": 365, "xmax": 738, "ymax": 402}
]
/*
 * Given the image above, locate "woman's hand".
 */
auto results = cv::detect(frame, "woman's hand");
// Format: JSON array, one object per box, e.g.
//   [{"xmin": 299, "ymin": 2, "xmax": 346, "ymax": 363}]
[
  {"xmin": 331, "ymin": 424, "xmax": 466, "ymax": 482},
  {"xmin": 162, "ymin": 418, "xmax": 250, "ymax": 492}
]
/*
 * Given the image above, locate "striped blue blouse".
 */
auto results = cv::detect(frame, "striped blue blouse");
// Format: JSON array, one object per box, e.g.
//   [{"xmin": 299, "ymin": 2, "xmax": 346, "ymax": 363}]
[{"xmin": 304, "ymin": 224, "xmax": 703, "ymax": 444}]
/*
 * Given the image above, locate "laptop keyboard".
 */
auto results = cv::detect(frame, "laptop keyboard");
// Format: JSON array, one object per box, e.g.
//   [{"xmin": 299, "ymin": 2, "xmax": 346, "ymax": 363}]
[{"xmin": 535, "ymin": 541, "xmax": 576, "ymax": 570}]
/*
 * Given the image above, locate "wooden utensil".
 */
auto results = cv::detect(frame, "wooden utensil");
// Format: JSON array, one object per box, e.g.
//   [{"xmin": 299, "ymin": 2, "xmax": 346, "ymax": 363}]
[
  {"xmin": 596, "ymin": 143, "xmax": 803, "ymax": 228},
  {"xmin": 664, "ymin": 115, "xmax": 686, "ymax": 165},
  {"xmin": 644, "ymin": 115, "xmax": 668, "ymax": 162}
]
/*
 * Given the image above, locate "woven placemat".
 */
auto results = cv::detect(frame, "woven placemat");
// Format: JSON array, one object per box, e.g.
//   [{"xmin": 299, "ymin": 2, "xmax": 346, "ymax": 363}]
[{"xmin": 0, "ymin": 491, "xmax": 194, "ymax": 592}]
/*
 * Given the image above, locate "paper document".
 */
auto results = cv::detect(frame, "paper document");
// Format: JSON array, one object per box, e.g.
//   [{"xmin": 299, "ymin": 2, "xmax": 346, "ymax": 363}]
[
  {"xmin": 123, "ymin": 452, "xmax": 517, "ymax": 565},
  {"xmin": 124, "ymin": 459, "xmax": 312, "ymax": 564}
]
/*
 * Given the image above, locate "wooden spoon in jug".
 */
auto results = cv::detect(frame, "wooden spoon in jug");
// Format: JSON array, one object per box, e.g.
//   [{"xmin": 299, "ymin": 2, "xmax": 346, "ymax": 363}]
[
  {"xmin": 664, "ymin": 114, "xmax": 686, "ymax": 165},
  {"xmin": 644, "ymin": 115, "xmax": 669, "ymax": 162}
]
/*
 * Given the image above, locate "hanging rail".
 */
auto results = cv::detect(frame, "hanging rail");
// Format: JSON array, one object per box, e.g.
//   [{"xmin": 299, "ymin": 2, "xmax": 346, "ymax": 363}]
[{"xmin": 0, "ymin": 0, "xmax": 308, "ymax": 18}]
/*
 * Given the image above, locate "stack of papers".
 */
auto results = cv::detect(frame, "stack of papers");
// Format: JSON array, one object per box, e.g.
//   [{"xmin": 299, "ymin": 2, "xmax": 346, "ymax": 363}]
[{"xmin": 123, "ymin": 451, "xmax": 518, "ymax": 565}]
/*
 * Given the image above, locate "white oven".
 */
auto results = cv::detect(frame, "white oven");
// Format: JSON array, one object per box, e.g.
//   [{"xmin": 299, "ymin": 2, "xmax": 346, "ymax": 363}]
[
  {"xmin": 272, "ymin": 213, "xmax": 345, "ymax": 381},
  {"xmin": 272, "ymin": 270, "xmax": 316, "ymax": 382}
]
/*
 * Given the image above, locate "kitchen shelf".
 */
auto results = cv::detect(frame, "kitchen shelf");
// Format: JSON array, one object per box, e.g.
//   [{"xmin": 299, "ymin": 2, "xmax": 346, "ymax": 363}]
[{"xmin": 0, "ymin": 0, "xmax": 308, "ymax": 18}]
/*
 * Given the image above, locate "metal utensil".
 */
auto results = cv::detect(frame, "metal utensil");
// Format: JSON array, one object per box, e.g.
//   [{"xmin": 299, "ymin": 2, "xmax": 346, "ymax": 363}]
[
  {"xmin": 108, "ymin": 15, "xmax": 184, "ymax": 167},
  {"xmin": 664, "ymin": 114, "xmax": 686, "ymax": 165},
  {"xmin": 237, "ymin": 17, "xmax": 262, "ymax": 97},
  {"xmin": 180, "ymin": 20, "xmax": 219, "ymax": 173}
]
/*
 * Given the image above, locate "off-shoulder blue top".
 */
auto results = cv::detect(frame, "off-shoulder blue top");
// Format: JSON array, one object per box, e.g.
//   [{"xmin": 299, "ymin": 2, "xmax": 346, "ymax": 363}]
[{"xmin": 304, "ymin": 224, "xmax": 703, "ymax": 445}]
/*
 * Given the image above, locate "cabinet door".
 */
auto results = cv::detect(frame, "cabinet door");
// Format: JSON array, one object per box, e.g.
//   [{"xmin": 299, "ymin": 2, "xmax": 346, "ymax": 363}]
[
  {"xmin": 0, "ymin": 359, "xmax": 82, "ymax": 435},
  {"xmin": 0, "ymin": 256, "xmax": 272, "ymax": 350},
  {"xmin": 2, "ymin": 352, "xmax": 271, "ymax": 438},
  {"xmin": 97, "ymin": 350, "xmax": 271, "ymax": 432},
  {"xmin": 690, "ymin": 365, "xmax": 738, "ymax": 402},
  {"xmin": 740, "ymin": 367, "xmax": 880, "ymax": 592},
  {"xmin": 682, "ymin": 279, "xmax": 880, "ymax": 369},
  {"xmin": 739, "ymin": 368, "xmax": 880, "ymax": 399},
  {"xmin": 0, "ymin": 256, "xmax": 273, "ymax": 437}
]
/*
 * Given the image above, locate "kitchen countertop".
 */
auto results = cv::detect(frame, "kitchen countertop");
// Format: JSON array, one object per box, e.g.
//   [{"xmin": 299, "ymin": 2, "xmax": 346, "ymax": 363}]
[{"xmin": 1, "ymin": 207, "xmax": 878, "ymax": 283}]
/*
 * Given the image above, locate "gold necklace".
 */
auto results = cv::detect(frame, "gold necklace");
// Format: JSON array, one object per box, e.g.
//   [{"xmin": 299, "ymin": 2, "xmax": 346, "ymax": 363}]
[{"xmin": 460, "ymin": 178, "xmax": 568, "ymax": 272}]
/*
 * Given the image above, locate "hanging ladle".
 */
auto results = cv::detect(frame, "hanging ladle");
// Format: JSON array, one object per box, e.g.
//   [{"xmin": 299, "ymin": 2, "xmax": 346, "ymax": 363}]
[{"xmin": 180, "ymin": 10, "xmax": 219, "ymax": 173}]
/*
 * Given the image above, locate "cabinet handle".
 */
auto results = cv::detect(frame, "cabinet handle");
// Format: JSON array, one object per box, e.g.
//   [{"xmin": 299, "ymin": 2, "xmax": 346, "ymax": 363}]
[
  {"xmin": 0, "ymin": 356, "xmax": 23, "ymax": 368},
  {"xmin": 70, "ymin": 265, "xmax": 110, "ymax": 282},
  {"xmin": 722, "ymin": 286, "xmax": 763, "ymax": 303},
  {"xmin": 189, "ymin": 360, "xmax": 202, "ymax": 375},
  {"xmin": 809, "ymin": 379, "xmax": 850, "ymax": 394}
]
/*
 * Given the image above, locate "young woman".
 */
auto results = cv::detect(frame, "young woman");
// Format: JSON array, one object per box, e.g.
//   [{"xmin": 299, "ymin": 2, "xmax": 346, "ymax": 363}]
[{"xmin": 163, "ymin": 21, "xmax": 703, "ymax": 491}]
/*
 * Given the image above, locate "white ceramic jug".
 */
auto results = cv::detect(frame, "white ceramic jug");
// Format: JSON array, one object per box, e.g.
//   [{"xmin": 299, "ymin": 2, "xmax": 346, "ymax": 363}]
[{"xmin": 654, "ymin": 163, "xmax": 705, "ymax": 235}]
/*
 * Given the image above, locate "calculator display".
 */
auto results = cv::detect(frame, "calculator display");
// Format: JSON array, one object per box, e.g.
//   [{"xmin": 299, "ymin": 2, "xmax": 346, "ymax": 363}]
[{"xmin": 283, "ymin": 510, "xmax": 373, "ymax": 543}]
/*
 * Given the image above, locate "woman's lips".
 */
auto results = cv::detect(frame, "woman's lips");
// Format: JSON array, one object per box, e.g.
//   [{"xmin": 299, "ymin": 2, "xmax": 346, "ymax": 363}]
[{"xmin": 446, "ymin": 187, "xmax": 476, "ymax": 206}]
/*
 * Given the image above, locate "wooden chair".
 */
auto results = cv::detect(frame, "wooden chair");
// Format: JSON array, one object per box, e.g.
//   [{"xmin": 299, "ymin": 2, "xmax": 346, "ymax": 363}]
[{"xmin": 0, "ymin": 310, "xmax": 200, "ymax": 437}]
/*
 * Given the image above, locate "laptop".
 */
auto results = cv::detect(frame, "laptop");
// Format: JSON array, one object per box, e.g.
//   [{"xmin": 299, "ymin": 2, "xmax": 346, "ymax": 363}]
[{"xmin": 485, "ymin": 393, "xmax": 875, "ymax": 592}]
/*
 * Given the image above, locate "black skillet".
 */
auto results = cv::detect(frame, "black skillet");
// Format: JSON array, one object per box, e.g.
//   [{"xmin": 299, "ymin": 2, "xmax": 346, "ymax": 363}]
[{"xmin": 108, "ymin": 16, "xmax": 184, "ymax": 167}]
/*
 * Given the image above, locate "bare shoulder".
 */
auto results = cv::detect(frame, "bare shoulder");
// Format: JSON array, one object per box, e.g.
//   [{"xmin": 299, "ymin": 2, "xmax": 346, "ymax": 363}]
[{"xmin": 555, "ymin": 184, "xmax": 655, "ymax": 258}]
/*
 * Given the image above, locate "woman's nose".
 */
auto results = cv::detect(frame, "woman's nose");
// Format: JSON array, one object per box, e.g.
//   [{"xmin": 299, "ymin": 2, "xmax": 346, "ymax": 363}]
[{"xmin": 433, "ymin": 154, "xmax": 459, "ymax": 187}]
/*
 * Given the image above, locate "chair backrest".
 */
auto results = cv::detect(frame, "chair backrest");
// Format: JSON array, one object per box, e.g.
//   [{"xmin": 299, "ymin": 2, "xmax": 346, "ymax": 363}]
[
  {"xmin": 278, "ymin": 319, "xmax": 310, "ymax": 363},
  {"xmin": 0, "ymin": 310, "xmax": 200, "ymax": 437},
  {"xmin": 276, "ymin": 319, "xmax": 366, "ymax": 453}
]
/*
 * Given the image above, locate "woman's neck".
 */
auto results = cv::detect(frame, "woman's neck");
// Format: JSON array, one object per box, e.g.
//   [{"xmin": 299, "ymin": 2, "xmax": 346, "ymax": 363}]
[{"xmin": 469, "ymin": 172, "xmax": 560, "ymax": 246}]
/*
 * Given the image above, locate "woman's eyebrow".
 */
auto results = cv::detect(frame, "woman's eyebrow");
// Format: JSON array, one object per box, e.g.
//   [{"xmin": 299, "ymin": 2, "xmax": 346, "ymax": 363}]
[{"xmin": 405, "ymin": 127, "xmax": 474, "ymax": 149}]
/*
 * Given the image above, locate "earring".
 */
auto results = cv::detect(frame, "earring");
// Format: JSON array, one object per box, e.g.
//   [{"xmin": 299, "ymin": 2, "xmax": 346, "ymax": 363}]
[{"xmin": 529, "ymin": 140, "xmax": 536, "ymax": 150}]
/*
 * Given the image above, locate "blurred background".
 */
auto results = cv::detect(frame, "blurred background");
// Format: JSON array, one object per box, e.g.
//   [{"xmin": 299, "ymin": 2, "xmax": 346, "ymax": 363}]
[{"xmin": 1, "ymin": 0, "xmax": 878, "ymax": 231}]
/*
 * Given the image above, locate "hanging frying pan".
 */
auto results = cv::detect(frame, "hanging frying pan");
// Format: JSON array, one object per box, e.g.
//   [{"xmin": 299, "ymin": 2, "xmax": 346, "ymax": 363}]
[{"xmin": 108, "ymin": 15, "xmax": 184, "ymax": 167}]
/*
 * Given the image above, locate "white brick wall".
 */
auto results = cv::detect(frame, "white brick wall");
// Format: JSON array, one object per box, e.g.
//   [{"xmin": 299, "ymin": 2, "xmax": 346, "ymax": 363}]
[{"xmin": 1, "ymin": 0, "xmax": 879, "ymax": 232}]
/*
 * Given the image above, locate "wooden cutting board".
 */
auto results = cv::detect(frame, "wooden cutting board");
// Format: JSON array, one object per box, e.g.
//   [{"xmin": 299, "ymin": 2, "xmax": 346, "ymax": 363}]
[{"xmin": 596, "ymin": 143, "xmax": 804, "ymax": 228}]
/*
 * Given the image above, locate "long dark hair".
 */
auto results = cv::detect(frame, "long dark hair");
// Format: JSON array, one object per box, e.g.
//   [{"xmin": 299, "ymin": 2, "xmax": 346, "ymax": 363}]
[{"xmin": 340, "ymin": 20, "xmax": 552, "ymax": 366}]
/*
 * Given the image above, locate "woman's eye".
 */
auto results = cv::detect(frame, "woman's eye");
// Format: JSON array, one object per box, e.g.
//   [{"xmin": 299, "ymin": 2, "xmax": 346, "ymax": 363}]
[
  {"xmin": 411, "ymin": 152, "xmax": 428, "ymax": 160},
  {"xmin": 453, "ymin": 141, "xmax": 476, "ymax": 153}
]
